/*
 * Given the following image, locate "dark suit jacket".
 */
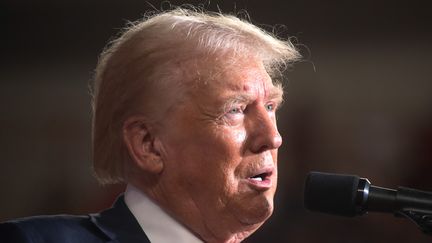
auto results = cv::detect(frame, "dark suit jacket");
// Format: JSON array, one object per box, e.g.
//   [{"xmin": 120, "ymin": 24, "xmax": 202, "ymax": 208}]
[{"xmin": 0, "ymin": 195, "xmax": 151, "ymax": 243}]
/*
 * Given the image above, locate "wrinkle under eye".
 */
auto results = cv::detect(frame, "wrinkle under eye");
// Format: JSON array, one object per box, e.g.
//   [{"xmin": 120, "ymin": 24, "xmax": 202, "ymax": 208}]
[{"xmin": 222, "ymin": 106, "xmax": 246, "ymax": 125}]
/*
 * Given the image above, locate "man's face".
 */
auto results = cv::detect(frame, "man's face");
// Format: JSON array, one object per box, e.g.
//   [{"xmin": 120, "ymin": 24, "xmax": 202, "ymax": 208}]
[{"xmin": 156, "ymin": 57, "xmax": 283, "ymax": 240}]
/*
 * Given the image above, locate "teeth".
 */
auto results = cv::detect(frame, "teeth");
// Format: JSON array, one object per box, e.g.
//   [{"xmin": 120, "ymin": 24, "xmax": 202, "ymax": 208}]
[{"xmin": 250, "ymin": 177, "xmax": 263, "ymax": 181}]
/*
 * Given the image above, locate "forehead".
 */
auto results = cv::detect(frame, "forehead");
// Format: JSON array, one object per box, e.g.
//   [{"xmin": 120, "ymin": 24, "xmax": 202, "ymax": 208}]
[{"xmin": 190, "ymin": 57, "xmax": 279, "ymax": 99}]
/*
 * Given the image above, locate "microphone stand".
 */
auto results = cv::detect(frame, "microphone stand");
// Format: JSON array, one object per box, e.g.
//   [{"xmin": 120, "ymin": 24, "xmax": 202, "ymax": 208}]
[
  {"xmin": 388, "ymin": 186, "xmax": 432, "ymax": 236},
  {"xmin": 397, "ymin": 209, "xmax": 432, "ymax": 236},
  {"xmin": 366, "ymin": 185, "xmax": 432, "ymax": 236}
]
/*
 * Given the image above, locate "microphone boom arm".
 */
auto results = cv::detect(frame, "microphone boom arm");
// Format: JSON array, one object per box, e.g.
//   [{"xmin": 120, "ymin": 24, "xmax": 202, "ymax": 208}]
[
  {"xmin": 363, "ymin": 181, "xmax": 432, "ymax": 236},
  {"xmin": 398, "ymin": 209, "xmax": 432, "ymax": 236},
  {"xmin": 395, "ymin": 186, "xmax": 432, "ymax": 236}
]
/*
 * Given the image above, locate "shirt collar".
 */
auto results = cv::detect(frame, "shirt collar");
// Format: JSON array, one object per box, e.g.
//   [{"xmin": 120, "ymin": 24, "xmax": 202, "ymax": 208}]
[{"xmin": 124, "ymin": 184, "xmax": 203, "ymax": 243}]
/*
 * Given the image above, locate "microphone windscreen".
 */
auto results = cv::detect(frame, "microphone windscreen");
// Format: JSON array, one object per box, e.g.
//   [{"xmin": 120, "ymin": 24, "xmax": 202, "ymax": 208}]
[{"xmin": 304, "ymin": 171, "xmax": 360, "ymax": 217}]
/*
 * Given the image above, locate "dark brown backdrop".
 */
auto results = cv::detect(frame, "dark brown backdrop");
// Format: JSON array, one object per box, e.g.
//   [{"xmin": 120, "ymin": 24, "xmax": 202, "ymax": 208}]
[{"xmin": 1, "ymin": 1, "xmax": 431, "ymax": 242}]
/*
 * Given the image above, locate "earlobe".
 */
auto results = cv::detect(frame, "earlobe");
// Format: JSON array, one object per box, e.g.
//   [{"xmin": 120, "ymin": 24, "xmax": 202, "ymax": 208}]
[{"xmin": 122, "ymin": 116, "xmax": 164, "ymax": 174}]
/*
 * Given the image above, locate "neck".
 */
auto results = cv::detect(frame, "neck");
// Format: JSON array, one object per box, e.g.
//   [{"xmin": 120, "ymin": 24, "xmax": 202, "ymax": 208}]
[{"xmin": 128, "ymin": 179, "xmax": 259, "ymax": 243}]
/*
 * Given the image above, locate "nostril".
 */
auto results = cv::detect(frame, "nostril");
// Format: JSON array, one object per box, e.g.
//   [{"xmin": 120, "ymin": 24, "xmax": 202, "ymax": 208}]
[{"xmin": 254, "ymin": 145, "xmax": 270, "ymax": 154}]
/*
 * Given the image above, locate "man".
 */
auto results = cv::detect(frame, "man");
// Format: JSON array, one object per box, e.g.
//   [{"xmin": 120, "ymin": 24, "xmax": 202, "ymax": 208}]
[{"xmin": 0, "ymin": 8, "xmax": 299, "ymax": 243}]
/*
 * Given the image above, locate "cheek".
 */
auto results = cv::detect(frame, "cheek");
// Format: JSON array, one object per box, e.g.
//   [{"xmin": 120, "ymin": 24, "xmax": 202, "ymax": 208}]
[
  {"xmin": 209, "ymin": 127, "xmax": 246, "ymax": 173},
  {"xmin": 164, "ymin": 125, "xmax": 245, "ymax": 182},
  {"xmin": 195, "ymin": 124, "xmax": 245, "ymax": 156},
  {"xmin": 232, "ymin": 128, "xmax": 247, "ymax": 145},
  {"xmin": 190, "ymin": 129, "xmax": 247, "ymax": 206}
]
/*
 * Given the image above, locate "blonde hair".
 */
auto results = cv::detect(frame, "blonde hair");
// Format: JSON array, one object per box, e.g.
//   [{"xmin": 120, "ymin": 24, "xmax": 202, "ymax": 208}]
[{"xmin": 92, "ymin": 8, "xmax": 300, "ymax": 184}]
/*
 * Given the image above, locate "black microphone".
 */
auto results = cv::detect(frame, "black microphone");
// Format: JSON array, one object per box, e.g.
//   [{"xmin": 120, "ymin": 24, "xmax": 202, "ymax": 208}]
[{"xmin": 304, "ymin": 171, "xmax": 432, "ymax": 217}]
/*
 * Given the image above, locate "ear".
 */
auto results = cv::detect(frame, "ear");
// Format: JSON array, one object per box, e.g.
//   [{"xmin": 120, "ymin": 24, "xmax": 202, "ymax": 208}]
[{"xmin": 122, "ymin": 116, "xmax": 163, "ymax": 174}]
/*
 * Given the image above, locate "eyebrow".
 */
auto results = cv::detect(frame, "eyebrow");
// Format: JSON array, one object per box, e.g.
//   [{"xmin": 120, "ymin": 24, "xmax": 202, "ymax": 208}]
[
  {"xmin": 222, "ymin": 84, "xmax": 284, "ymax": 110},
  {"xmin": 269, "ymin": 84, "xmax": 284, "ymax": 104}
]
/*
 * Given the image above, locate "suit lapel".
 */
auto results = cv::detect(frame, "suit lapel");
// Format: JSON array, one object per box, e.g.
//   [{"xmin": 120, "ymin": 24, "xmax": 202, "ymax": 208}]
[{"xmin": 90, "ymin": 195, "xmax": 151, "ymax": 243}]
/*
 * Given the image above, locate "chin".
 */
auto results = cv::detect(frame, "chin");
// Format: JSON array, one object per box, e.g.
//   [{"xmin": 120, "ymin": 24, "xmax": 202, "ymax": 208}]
[
  {"xmin": 251, "ymin": 197, "xmax": 274, "ymax": 222},
  {"xmin": 236, "ymin": 194, "xmax": 274, "ymax": 226}
]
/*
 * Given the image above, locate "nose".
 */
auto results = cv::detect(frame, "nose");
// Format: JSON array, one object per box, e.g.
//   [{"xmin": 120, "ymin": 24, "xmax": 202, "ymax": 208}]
[{"xmin": 247, "ymin": 107, "xmax": 282, "ymax": 154}]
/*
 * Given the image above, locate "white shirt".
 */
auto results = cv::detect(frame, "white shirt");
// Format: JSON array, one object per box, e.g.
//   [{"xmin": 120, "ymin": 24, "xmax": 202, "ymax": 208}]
[{"xmin": 124, "ymin": 184, "xmax": 203, "ymax": 243}]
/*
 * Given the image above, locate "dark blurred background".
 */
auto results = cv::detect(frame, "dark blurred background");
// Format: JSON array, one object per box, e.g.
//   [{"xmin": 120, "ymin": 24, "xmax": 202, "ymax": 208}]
[{"xmin": 1, "ymin": 0, "xmax": 431, "ymax": 242}]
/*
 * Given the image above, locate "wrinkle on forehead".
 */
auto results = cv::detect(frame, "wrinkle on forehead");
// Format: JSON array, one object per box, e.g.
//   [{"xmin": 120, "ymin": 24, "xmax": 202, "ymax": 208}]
[
  {"xmin": 216, "ymin": 60, "xmax": 283, "ymax": 102},
  {"xmin": 230, "ymin": 81, "xmax": 282, "ymax": 101},
  {"xmin": 179, "ymin": 53, "xmax": 266, "ymax": 83},
  {"xmin": 178, "ymin": 55, "xmax": 284, "ymax": 111}
]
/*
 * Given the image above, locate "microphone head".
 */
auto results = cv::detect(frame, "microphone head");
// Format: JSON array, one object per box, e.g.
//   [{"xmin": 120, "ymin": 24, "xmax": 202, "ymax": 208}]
[{"xmin": 304, "ymin": 171, "xmax": 361, "ymax": 217}]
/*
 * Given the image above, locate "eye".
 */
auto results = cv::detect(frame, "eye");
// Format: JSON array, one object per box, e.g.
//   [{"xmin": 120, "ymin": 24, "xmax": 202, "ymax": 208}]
[
  {"xmin": 228, "ymin": 107, "xmax": 243, "ymax": 114},
  {"xmin": 265, "ymin": 103, "xmax": 275, "ymax": 111},
  {"xmin": 223, "ymin": 105, "xmax": 246, "ymax": 123}
]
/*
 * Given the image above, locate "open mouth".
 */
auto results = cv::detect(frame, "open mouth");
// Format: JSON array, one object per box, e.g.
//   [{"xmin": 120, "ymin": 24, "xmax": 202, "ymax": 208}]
[
  {"xmin": 244, "ymin": 164, "xmax": 274, "ymax": 190},
  {"xmin": 249, "ymin": 171, "xmax": 272, "ymax": 182}
]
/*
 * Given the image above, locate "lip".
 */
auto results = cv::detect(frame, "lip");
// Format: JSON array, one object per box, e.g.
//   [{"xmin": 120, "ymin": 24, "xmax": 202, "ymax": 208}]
[{"xmin": 245, "ymin": 167, "xmax": 274, "ymax": 191}]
